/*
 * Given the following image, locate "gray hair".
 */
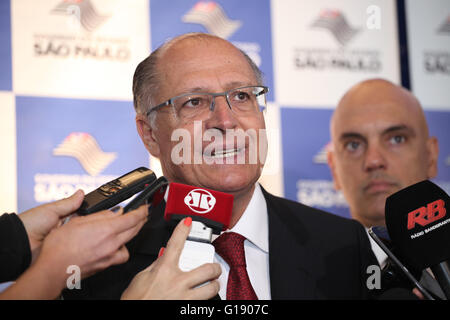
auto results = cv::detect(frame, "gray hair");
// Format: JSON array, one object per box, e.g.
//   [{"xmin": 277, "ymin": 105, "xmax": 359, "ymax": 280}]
[{"xmin": 132, "ymin": 33, "xmax": 264, "ymax": 126}]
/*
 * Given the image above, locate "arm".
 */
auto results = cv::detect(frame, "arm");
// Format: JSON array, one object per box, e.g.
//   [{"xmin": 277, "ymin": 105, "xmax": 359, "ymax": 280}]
[
  {"xmin": 0, "ymin": 205, "xmax": 148, "ymax": 300},
  {"xmin": 0, "ymin": 190, "xmax": 84, "ymax": 283},
  {"xmin": 18, "ymin": 190, "xmax": 86, "ymax": 263},
  {"xmin": 0, "ymin": 213, "xmax": 31, "ymax": 282}
]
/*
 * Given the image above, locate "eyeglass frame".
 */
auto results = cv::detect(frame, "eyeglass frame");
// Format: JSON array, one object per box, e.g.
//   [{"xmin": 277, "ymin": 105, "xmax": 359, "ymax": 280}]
[{"xmin": 145, "ymin": 85, "xmax": 269, "ymax": 118}]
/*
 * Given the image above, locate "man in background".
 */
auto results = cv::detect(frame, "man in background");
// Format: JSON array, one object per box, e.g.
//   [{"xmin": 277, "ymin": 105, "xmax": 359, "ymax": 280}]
[{"xmin": 327, "ymin": 78, "xmax": 443, "ymax": 298}]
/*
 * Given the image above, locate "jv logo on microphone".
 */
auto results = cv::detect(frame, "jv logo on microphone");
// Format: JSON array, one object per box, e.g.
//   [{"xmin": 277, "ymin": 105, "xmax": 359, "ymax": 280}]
[{"xmin": 184, "ymin": 189, "xmax": 216, "ymax": 214}]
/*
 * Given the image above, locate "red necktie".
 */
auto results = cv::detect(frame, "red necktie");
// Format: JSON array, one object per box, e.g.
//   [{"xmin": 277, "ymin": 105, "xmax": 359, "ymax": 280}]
[{"xmin": 213, "ymin": 232, "xmax": 258, "ymax": 300}]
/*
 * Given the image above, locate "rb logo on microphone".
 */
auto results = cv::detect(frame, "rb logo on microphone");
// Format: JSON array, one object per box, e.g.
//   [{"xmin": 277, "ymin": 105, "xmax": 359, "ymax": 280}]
[
  {"xmin": 184, "ymin": 189, "xmax": 216, "ymax": 214},
  {"xmin": 407, "ymin": 199, "xmax": 446, "ymax": 230}
]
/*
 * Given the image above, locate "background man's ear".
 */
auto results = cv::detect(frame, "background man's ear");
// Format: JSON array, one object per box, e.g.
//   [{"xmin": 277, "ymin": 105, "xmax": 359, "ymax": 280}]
[
  {"xmin": 327, "ymin": 149, "xmax": 341, "ymax": 191},
  {"xmin": 426, "ymin": 136, "xmax": 439, "ymax": 179}
]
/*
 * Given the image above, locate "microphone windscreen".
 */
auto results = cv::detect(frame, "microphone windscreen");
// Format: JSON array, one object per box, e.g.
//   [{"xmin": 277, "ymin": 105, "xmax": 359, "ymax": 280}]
[
  {"xmin": 164, "ymin": 182, "xmax": 233, "ymax": 232},
  {"xmin": 385, "ymin": 180, "xmax": 450, "ymax": 271}
]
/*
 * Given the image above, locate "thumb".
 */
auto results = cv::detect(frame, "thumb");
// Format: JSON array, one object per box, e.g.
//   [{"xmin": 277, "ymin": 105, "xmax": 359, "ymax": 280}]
[
  {"xmin": 163, "ymin": 217, "xmax": 192, "ymax": 264},
  {"xmin": 47, "ymin": 189, "xmax": 85, "ymax": 218}
]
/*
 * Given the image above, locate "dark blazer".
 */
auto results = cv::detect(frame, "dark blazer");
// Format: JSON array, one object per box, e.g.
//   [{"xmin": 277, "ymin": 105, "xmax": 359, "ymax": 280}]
[{"xmin": 62, "ymin": 187, "xmax": 378, "ymax": 300}]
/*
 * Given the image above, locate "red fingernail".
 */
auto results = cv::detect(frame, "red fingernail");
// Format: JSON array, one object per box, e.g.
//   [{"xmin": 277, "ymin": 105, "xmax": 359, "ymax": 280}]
[
  {"xmin": 158, "ymin": 247, "xmax": 165, "ymax": 257},
  {"xmin": 184, "ymin": 217, "xmax": 192, "ymax": 226}
]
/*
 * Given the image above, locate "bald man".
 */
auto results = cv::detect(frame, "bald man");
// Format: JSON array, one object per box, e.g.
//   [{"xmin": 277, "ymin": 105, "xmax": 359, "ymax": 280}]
[
  {"xmin": 327, "ymin": 78, "xmax": 439, "ymax": 229},
  {"xmin": 63, "ymin": 33, "xmax": 378, "ymax": 300},
  {"xmin": 326, "ymin": 79, "xmax": 444, "ymax": 299}
]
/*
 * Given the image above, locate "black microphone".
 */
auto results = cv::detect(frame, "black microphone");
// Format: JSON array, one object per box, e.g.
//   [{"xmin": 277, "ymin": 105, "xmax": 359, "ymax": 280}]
[{"xmin": 385, "ymin": 180, "xmax": 450, "ymax": 299}]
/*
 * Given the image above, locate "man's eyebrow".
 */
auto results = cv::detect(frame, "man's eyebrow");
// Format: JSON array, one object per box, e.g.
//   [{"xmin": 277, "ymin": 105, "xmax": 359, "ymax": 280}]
[
  {"xmin": 178, "ymin": 82, "xmax": 254, "ymax": 95},
  {"xmin": 338, "ymin": 125, "xmax": 416, "ymax": 142},
  {"xmin": 382, "ymin": 125, "xmax": 416, "ymax": 137},
  {"xmin": 177, "ymin": 87, "xmax": 209, "ymax": 94},
  {"xmin": 339, "ymin": 132, "xmax": 366, "ymax": 142}
]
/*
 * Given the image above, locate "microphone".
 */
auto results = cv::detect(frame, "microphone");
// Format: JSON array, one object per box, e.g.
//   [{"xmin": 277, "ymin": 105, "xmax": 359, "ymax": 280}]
[
  {"xmin": 164, "ymin": 182, "xmax": 233, "ymax": 234},
  {"xmin": 385, "ymin": 180, "xmax": 450, "ymax": 299},
  {"xmin": 163, "ymin": 182, "xmax": 234, "ymax": 272},
  {"xmin": 368, "ymin": 226, "xmax": 435, "ymax": 300}
]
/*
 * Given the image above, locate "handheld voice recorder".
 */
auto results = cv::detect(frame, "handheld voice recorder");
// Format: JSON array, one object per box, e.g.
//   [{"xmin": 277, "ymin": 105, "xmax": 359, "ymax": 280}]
[{"xmin": 77, "ymin": 167, "xmax": 156, "ymax": 215}]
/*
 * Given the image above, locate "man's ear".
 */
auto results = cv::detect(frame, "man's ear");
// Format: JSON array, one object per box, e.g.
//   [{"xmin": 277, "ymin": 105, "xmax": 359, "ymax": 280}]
[
  {"xmin": 327, "ymin": 148, "xmax": 341, "ymax": 191},
  {"xmin": 426, "ymin": 136, "xmax": 439, "ymax": 179},
  {"xmin": 136, "ymin": 114, "xmax": 160, "ymax": 158}
]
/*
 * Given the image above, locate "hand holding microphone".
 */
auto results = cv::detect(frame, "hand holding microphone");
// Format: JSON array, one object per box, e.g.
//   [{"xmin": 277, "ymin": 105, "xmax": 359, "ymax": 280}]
[
  {"xmin": 164, "ymin": 182, "xmax": 233, "ymax": 272},
  {"xmin": 121, "ymin": 218, "xmax": 221, "ymax": 300},
  {"xmin": 122, "ymin": 182, "xmax": 234, "ymax": 300}
]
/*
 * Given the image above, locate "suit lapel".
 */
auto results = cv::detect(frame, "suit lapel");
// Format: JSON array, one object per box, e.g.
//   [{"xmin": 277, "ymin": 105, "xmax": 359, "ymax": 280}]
[{"xmin": 263, "ymin": 188, "xmax": 318, "ymax": 299}]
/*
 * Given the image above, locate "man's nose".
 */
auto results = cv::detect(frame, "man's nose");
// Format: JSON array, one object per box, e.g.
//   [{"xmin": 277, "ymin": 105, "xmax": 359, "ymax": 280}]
[
  {"xmin": 363, "ymin": 143, "xmax": 387, "ymax": 172},
  {"xmin": 206, "ymin": 95, "xmax": 238, "ymax": 132}
]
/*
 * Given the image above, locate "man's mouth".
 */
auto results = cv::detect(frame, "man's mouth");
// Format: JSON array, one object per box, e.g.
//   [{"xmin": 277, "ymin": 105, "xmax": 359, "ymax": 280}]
[
  {"xmin": 364, "ymin": 180, "xmax": 398, "ymax": 194},
  {"xmin": 209, "ymin": 147, "xmax": 243, "ymax": 159}
]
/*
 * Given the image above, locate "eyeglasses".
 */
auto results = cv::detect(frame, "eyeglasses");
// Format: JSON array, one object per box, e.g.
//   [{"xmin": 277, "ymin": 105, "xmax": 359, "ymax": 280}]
[{"xmin": 146, "ymin": 86, "xmax": 269, "ymax": 120}]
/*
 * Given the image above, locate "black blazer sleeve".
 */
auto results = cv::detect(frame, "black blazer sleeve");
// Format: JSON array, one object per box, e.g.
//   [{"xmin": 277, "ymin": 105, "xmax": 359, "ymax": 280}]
[{"xmin": 0, "ymin": 213, "xmax": 31, "ymax": 283}]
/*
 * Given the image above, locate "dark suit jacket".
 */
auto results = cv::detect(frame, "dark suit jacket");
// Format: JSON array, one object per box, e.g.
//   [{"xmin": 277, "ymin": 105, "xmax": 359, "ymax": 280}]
[{"xmin": 62, "ymin": 187, "xmax": 378, "ymax": 300}]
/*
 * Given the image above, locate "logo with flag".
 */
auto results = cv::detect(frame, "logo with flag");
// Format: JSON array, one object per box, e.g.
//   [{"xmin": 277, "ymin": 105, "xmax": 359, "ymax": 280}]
[
  {"xmin": 182, "ymin": 1, "xmax": 242, "ymax": 39},
  {"xmin": 52, "ymin": 0, "xmax": 111, "ymax": 32},
  {"xmin": 53, "ymin": 132, "xmax": 117, "ymax": 176},
  {"xmin": 313, "ymin": 142, "xmax": 332, "ymax": 164},
  {"xmin": 310, "ymin": 9, "xmax": 360, "ymax": 46}
]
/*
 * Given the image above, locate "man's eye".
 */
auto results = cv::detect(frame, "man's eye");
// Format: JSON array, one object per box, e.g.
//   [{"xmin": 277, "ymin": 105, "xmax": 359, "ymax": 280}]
[
  {"xmin": 232, "ymin": 91, "xmax": 251, "ymax": 102},
  {"xmin": 389, "ymin": 135, "xmax": 406, "ymax": 145},
  {"xmin": 344, "ymin": 141, "xmax": 360, "ymax": 152},
  {"xmin": 183, "ymin": 97, "xmax": 204, "ymax": 108}
]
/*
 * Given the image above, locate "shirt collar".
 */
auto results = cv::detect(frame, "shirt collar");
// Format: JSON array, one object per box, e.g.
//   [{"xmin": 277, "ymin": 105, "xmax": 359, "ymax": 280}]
[
  {"xmin": 365, "ymin": 227, "xmax": 388, "ymax": 268},
  {"xmin": 227, "ymin": 183, "xmax": 269, "ymax": 253}
]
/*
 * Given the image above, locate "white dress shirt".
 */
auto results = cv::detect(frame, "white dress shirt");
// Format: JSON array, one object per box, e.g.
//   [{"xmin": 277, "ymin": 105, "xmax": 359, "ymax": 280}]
[
  {"xmin": 366, "ymin": 228, "xmax": 388, "ymax": 268},
  {"xmin": 212, "ymin": 183, "xmax": 271, "ymax": 300}
]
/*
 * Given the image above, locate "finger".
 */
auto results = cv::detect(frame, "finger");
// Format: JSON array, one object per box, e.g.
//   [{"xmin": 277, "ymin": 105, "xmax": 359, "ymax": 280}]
[
  {"xmin": 109, "ymin": 245, "xmax": 130, "ymax": 266},
  {"xmin": 82, "ymin": 205, "xmax": 147, "ymax": 232},
  {"xmin": 81, "ymin": 210, "xmax": 117, "ymax": 222},
  {"xmin": 162, "ymin": 218, "xmax": 192, "ymax": 264},
  {"xmin": 412, "ymin": 288, "xmax": 425, "ymax": 300},
  {"xmin": 140, "ymin": 259, "xmax": 157, "ymax": 274},
  {"xmin": 113, "ymin": 215, "xmax": 148, "ymax": 246},
  {"xmin": 92, "ymin": 246, "xmax": 131, "ymax": 275},
  {"xmin": 184, "ymin": 263, "xmax": 222, "ymax": 289},
  {"xmin": 188, "ymin": 280, "xmax": 220, "ymax": 300},
  {"xmin": 107, "ymin": 205, "xmax": 149, "ymax": 233},
  {"xmin": 80, "ymin": 206, "xmax": 124, "ymax": 222},
  {"xmin": 45, "ymin": 189, "xmax": 85, "ymax": 218}
]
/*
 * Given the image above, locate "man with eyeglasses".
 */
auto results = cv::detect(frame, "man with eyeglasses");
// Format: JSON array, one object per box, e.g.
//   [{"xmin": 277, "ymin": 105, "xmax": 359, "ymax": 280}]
[{"xmin": 63, "ymin": 33, "xmax": 378, "ymax": 300}]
